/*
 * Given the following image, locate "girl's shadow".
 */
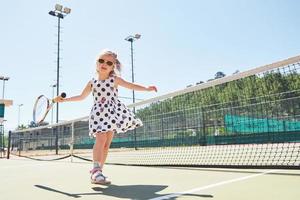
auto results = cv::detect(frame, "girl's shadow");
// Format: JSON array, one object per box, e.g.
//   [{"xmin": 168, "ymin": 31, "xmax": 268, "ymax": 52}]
[{"xmin": 35, "ymin": 184, "xmax": 213, "ymax": 199}]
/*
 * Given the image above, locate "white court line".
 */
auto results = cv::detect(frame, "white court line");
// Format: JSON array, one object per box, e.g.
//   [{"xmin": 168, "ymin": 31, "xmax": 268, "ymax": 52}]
[{"xmin": 149, "ymin": 169, "xmax": 280, "ymax": 200}]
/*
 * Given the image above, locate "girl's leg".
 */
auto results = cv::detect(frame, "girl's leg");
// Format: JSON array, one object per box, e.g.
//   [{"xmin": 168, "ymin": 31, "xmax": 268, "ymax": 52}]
[
  {"xmin": 93, "ymin": 132, "xmax": 107, "ymax": 167},
  {"xmin": 100, "ymin": 131, "xmax": 114, "ymax": 169},
  {"xmin": 91, "ymin": 132, "xmax": 112, "ymax": 184}
]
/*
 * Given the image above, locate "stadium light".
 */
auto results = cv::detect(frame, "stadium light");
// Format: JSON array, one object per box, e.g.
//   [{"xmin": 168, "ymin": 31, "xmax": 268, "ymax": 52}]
[
  {"xmin": 125, "ymin": 33, "xmax": 141, "ymax": 150},
  {"xmin": 63, "ymin": 7, "xmax": 71, "ymax": 14},
  {"xmin": 0, "ymin": 76, "xmax": 10, "ymax": 99},
  {"xmin": 124, "ymin": 33, "xmax": 141, "ymax": 106},
  {"xmin": 49, "ymin": 4, "xmax": 71, "ymax": 155},
  {"xmin": 55, "ymin": 4, "xmax": 63, "ymax": 12},
  {"xmin": 18, "ymin": 104, "xmax": 23, "ymax": 129},
  {"xmin": 48, "ymin": 4, "xmax": 71, "ymax": 124}
]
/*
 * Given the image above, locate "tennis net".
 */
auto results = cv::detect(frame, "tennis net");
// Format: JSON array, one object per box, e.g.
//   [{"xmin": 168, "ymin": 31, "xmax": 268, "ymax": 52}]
[{"xmin": 9, "ymin": 55, "xmax": 300, "ymax": 168}]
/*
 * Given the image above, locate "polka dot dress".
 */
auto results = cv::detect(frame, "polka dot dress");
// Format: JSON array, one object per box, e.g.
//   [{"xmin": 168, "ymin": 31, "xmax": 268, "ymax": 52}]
[{"xmin": 89, "ymin": 75, "xmax": 143, "ymax": 137}]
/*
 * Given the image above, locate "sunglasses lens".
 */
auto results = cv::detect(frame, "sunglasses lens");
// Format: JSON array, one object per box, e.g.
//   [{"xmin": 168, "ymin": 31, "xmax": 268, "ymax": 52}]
[
  {"xmin": 107, "ymin": 61, "xmax": 113, "ymax": 66},
  {"xmin": 98, "ymin": 59, "xmax": 104, "ymax": 63}
]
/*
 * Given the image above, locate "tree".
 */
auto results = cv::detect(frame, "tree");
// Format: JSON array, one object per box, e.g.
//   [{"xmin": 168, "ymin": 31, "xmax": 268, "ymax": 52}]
[
  {"xmin": 215, "ymin": 71, "xmax": 226, "ymax": 79},
  {"xmin": 16, "ymin": 124, "xmax": 27, "ymax": 130},
  {"xmin": 233, "ymin": 70, "xmax": 240, "ymax": 75}
]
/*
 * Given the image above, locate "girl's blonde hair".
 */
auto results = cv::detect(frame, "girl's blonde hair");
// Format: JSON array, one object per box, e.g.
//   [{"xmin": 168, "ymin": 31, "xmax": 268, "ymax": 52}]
[{"xmin": 96, "ymin": 49, "xmax": 122, "ymax": 76}]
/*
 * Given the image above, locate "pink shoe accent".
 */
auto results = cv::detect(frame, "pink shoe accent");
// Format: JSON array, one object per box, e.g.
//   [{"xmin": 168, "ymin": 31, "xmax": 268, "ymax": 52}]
[{"xmin": 90, "ymin": 167, "xmax": 101, "ymax": 174}]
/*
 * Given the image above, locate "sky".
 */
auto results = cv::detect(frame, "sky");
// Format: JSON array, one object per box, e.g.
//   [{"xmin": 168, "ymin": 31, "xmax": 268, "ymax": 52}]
[{"xmin": 1, "ymin": 0, "xmax": 300, "ymax": 132}]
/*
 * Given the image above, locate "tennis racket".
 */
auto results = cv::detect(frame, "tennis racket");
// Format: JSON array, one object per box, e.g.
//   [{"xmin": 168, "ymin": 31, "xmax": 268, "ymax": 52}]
[{"xmin": 33, "ymin": 92, "xmax": 66, "ymax": 125}]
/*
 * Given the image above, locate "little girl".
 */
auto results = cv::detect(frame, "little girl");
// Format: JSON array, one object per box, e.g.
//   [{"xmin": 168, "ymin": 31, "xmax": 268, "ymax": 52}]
[{"xmin": 58, "ymin": 50, "xmax": 157, "ymax": 184}]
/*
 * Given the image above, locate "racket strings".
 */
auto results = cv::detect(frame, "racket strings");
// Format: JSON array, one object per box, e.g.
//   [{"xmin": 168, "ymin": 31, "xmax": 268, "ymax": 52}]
[{"xmin": 34, "ymin": 96, "xmax": 49, "ymax": 122}]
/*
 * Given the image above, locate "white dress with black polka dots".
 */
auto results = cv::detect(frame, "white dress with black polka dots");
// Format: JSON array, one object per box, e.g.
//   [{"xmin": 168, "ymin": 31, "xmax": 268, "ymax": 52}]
[{"xmin": 89, "ymin": 75, "xmax": 143, "ymax": 137}]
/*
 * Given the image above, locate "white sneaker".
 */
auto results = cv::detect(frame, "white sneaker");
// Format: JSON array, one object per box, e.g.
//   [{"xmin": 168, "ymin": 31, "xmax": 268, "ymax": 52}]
[{"xmin": 90, "ymin": 168, "xmax": 111, "ymax": 185}]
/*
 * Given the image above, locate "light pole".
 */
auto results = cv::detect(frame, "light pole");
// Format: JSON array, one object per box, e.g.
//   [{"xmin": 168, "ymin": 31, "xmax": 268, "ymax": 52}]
[
  {"xmin": 49, "ymin": 4, "xmax": 71, "ymax": 124},
  {"xmin": 0, "ymin": 76, "xmax": 9, "ymax": 153},
  {"xmin": 125, "ymin": 33, "xmax": 141, "ymax": 150},
  {"xmin": 125, "ymin": 34, "xmax": 141, "ymax": 107},
  {"xmin": 49, "ymin": 4, "xmax": 71, "ymax": 155},
  {"xmin": 17, "ymin": 104, "xmax": 23, "ymax": 129},
  {"xmin": 0, "ymin": 119, "xmax": 6, "ymax": 153},
  {"xmin": 0, "ymin": 76, "xmax": 10, "ymax": 99}
]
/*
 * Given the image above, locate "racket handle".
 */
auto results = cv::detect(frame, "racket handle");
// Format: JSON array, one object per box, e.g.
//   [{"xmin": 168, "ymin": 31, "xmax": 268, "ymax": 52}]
[{"xmin": 52, "ymin": 92, "xmax": 67, "ymax": 103}]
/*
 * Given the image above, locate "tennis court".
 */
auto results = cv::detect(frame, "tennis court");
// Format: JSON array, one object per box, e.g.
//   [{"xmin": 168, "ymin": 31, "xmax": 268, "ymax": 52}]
[
  {"xmin": 0, "ymin": 155, "xmax": 299, "ymax": 200},
  {"xmin": 3, "ymin": 56, "xmax": 300, "ymax": 199}
]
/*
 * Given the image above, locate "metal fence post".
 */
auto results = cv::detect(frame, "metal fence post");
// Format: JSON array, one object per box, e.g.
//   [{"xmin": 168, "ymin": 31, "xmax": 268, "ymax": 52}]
[
  {"xmin": 70, "ymin": 122, "xmax": 74, "ymax": 162},
  {"xmin": 7, "ymin": 130, "xmax": 11, "ymax": 159}
]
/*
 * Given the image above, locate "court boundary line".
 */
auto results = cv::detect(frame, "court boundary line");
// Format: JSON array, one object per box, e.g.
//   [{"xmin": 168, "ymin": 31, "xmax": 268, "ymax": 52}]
[{"xmin": 148, "ymin": 169, "xmax": 280, "ymax": 200}]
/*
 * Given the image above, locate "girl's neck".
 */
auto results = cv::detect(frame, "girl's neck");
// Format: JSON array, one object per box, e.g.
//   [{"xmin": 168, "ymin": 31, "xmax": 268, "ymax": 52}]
[{"xmin": 98, "ymin": 73, "xmax": 110, "ymax": 80}]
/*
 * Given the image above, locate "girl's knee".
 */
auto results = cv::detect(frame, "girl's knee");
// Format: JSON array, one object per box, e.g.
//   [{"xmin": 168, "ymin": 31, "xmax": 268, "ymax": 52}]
[{"xmin": 104, "ymin": 144, "xmax": 110, "ymax": 151}]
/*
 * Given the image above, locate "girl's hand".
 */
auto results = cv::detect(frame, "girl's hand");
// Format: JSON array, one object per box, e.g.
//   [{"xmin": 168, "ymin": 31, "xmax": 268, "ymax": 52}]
[
  {"xmin": 55, "ymin": 97, "xmax": 65, "ymax": 103},
  {"xmin": 147, "ymin": 86, "xmax": 157, "ymax": 92}
]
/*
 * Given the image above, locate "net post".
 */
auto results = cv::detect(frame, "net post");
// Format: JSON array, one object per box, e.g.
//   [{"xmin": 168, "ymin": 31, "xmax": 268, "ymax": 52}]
[
  {"xmin": 70, "ymin": 121, "xmax": 74, "ymax": 162},
  {"xmin": 55, "ymin": 127, "xmax": 58, "ymax": 155},
  {"xmin": 201, "ymin": 107, "xmax": 207, "ymax": 145},
  {"xmin": 18, "ymin": 139, "xmax": 21, "ymax": 156}
]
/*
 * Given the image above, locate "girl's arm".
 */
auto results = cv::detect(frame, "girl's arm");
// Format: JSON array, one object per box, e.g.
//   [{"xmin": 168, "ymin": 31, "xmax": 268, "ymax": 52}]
[
  {"xmin": 115, "ymin": 77, "xmax": 157, "ymax": 92},
  {"xmin": 58, "ymin": 81, "xmax": 92, "ymax": 102}
]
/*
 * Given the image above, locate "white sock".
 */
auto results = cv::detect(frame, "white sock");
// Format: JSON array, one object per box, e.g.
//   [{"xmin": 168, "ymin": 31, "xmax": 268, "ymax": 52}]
[{"xmin": 93, "ymin": 162, "xmax": 100, "ymax": 169}]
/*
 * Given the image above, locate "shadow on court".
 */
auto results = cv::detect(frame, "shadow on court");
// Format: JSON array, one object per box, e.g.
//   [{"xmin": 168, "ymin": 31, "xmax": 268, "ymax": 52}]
[
  {"xmin": 2, "ymin": 157, "xmax": 299, "ymax": 200},
  {"xmin": 35, "ymin": 184, "xmax": 213, "ymax": 199}
]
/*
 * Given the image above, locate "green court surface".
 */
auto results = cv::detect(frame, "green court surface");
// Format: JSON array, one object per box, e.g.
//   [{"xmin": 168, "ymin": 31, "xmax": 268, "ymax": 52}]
[{"xmin": 0, "ymin": 156, "xmax": 299, "ymax": 200}]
